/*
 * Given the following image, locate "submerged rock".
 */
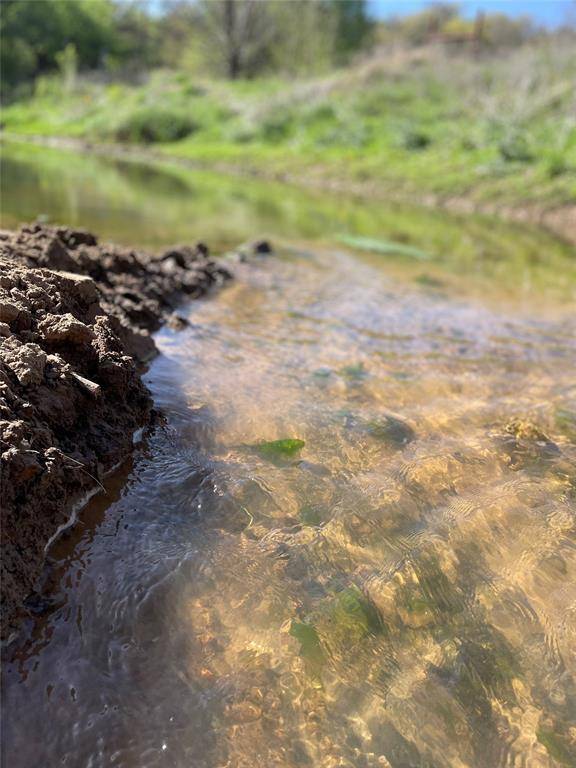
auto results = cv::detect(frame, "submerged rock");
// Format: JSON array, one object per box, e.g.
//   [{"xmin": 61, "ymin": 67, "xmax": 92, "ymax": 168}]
[
  {"xmin": 342, "ymin": 410, "xmax": 416, "ymax": 448},
  {"xmin": 500, "ymin": 417, "xmax": 560, "ymax": 470},
  {"xmin": 505, "ymin": 418, "xmax": 552, "ymax": 443},
  {"xmin": 366, "ymin": 413, "xmax": 416, "ymax": 447}
]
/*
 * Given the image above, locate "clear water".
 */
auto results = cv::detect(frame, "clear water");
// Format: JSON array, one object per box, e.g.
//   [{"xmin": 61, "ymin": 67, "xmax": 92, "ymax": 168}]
[{"xmin": 2, "ymin": 141, "xmax": 576, "ymax": 768}]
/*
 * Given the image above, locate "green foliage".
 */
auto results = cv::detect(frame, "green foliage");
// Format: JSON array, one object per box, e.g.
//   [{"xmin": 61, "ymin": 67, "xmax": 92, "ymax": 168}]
[
  {"xmin": 55, "ymin": 43, "xmax": 78, "ymax": 93},
  {"xmin": 259, "ymin": 112, "xmax": 294, "ymax": 143},
  {"xmin": 1, "ymin": 0, "xmax": 566, "ymax": 100},
  {"xmin": 109, "ymin": 2, "xmax": 161, "ymax": 73},
  {"xmin": 0, "ymin": 0, "xmax": 374, "ymax": 92},
  {"xmin": 267, "ymin": 1, "xmax": 338, "ymax": 76},
  {"xmin": 3, "ymin": 20, "xmax": 574, "ymax": 213},
  {"xmin": 498, "ymin": 132, "xmax": 533, "ymax": 163},
  {"xmin": 316, "ymin": 117, "xmax": 372, "ymax": 149},
  {"xmin": 114, "ymin": 108, "xmax": 196, "ymax": 144},
  {"xmin": 546, "ymin": 155, "xmax": 569, "ymax": 178},
  {"xmin": 393, "ymin": 2, "xmax": 459, "ymax": 46},
  {"xmin": 329, "ymin": 0, "xmax": 374, "ymax": 64},
  {"xmin": 1, "ymin": 36, "xmax": 37, "ymax": 91},
  {"xmin": 1, "ymin": 0, "xmax": 115, "ymax": 95},
  {"xmin": 381, "ymin": 2, "xmax": 539, "ymax": 48}
]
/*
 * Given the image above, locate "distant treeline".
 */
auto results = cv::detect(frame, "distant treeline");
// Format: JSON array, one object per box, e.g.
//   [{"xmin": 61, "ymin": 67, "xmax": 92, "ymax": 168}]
[{"xmin": 0, "ymin": 0, "xmax": 569, "ymax": 97}]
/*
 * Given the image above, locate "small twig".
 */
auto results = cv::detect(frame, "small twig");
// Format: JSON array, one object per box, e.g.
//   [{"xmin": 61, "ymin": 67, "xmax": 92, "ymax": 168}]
[{"xmin": 59, "ymin": 453, "xmax": 107, "ymax": 494}]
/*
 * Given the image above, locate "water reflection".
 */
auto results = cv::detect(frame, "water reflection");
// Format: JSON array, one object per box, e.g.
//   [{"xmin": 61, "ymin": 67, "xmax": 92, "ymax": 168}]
[
  {"xmin": 1, "ymin": 140, "xmax": 575, "ymax": 311},
  {"xmin": 3, "ymin": 244, "xmax": 575, "ymax": 767}
]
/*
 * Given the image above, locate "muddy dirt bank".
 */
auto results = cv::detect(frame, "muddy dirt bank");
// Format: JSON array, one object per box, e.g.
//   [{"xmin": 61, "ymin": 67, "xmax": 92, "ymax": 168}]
[{"xmin": 0, "ymin": 224, "xmax": 231, "ymax": 640}]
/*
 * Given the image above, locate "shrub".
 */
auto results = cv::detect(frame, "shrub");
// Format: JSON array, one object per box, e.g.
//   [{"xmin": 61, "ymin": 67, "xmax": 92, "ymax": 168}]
[
  {"xmin": 316, "ymin": 121, "xmax": 371, "ymax": 148},
  {"xmin": 228, "ymin": 125, "xmax": 258, "ymax": 144},
  {"xmin": 498, "ymin": 132, "xmax": 533, "ymax": 163},
  {"xmin": 401, "ymin": 128, "xmax": 432, "ymax": 150},
  {"xmin": 306, "ymin": 103, "xmax": 337, "ymax": 123},
  {"xmin": 259, "ymin": 112, "xmax": 293, "ymax": 143},
  {"xmin": 546, "ymin": 155, "xmax": 568, "ymax": 178},
  {"xmin": 114, "ymin": 107, "xmax": 195, "ymax": 143}
]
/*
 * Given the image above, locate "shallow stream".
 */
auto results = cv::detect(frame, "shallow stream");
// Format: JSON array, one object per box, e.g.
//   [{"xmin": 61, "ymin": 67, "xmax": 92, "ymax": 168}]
[{"xmin": 2, "ymin": 141, "xmax": 576, "ymax": 768}]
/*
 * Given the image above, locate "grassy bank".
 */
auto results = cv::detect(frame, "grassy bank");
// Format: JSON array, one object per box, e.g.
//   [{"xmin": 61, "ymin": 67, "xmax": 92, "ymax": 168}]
[{"xmin": 3, "ymin": 43, "xmax": 576, "ymax": 213}]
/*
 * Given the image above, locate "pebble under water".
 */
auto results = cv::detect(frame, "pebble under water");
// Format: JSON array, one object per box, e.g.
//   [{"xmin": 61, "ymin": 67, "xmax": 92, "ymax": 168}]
[{"xmin": 3, "ymin": 243, "xmax": 576, "ymax": 768}]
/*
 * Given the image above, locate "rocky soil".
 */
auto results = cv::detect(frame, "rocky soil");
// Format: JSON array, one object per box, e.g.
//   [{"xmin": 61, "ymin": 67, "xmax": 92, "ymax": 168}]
[{"xmin": 0, "ymin": 224, "xmax": 231, "ymax": 640}]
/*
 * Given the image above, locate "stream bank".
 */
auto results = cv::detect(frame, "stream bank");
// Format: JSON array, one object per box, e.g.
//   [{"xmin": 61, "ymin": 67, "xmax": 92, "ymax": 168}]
[{"xmin": 0, "ymin": 224, "xmax": 231, "ymax": 640}]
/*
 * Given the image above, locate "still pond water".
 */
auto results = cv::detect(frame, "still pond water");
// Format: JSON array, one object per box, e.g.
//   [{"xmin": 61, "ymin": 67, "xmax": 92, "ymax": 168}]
[{"xmin": 2, "ymin": 141, "xmax": 576, "ymax": 768}]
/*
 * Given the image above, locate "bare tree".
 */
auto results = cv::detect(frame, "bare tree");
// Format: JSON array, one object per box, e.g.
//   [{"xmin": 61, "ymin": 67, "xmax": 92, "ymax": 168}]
[{"xmin": 198, "ymin": 0, "xmax": 275, "ymax": 79}]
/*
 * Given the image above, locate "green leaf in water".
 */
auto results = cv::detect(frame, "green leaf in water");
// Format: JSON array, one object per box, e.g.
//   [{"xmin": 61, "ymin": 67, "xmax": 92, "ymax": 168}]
[
  {"xmin": 289, "ymin": 620, "xmax": 326, "ymax": 670},
  {"xmin": 254, "ymin": 438, "xmax": 305, "ymax": 462},
  {"xmin": 338, "ymin": 234, "xmax": 432, "ymax": 261}
]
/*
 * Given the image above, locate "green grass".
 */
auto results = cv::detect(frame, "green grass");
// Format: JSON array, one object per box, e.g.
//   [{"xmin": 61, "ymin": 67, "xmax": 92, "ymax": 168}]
[{"xmin": 3, "ymin": 43, "xmax": 576, "ymax": 209}]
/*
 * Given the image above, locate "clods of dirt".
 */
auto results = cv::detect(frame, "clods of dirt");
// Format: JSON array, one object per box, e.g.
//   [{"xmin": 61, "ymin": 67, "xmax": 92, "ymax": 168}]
[{"xmin": 0, "ymin": 224, "xmax": 232, "ymax": 639}]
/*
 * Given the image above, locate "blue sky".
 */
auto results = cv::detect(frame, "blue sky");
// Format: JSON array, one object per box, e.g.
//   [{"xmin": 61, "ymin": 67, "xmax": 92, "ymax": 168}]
[
  {"xmin": 145, "ymin": 1, "xmax": 574, "ymax": 28},
  {"xmin": 368, "ymin": 1, "xmax": 574, "ymax": 27}
]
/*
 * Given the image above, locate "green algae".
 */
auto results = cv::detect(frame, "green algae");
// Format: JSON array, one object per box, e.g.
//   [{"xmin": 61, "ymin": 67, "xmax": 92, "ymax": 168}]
[
  {"xmin": 340, "ymin": 362, "xmax": 368, "ymax": 381},
  {"xmin": 299, "ymin": 505, "xmax": 324, "ymax": 527},
  {"xmin": 537, "ymin": 728, "xmax": 576, "ymax": 766},
  {"xmin": 289, "ymin": 621, "xmax": 326, "ymax": 672},
  {"xmin": 254, "ymin": 438, "xmax": 305, "ymax": 463},
  {"xmin": 294, "ymin": 586, "xmax": 385, "ymax": 667}
]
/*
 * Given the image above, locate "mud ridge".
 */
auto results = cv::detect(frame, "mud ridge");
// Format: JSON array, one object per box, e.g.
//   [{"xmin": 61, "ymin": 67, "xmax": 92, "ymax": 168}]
[{"xmin": 0, "ymin": 224, "xmax": 232, "ymax": 640}]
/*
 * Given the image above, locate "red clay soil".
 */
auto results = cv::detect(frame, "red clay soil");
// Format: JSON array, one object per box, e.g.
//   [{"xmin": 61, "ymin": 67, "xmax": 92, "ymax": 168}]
[{"xmin": 0, "ymin": 224, "xmax": 231, "ymax": 640}]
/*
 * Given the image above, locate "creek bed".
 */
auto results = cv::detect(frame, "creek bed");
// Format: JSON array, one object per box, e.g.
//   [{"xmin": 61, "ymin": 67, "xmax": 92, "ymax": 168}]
[{"xmin": 2, "ymin": 142, "xmax": 576, "ymax": 768}]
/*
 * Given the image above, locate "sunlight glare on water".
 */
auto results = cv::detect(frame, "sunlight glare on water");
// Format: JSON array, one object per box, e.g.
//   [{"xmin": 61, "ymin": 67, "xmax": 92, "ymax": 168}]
[{"xmin": 3, "ymin": 241, "xmax": 576, "ymax": 768}]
